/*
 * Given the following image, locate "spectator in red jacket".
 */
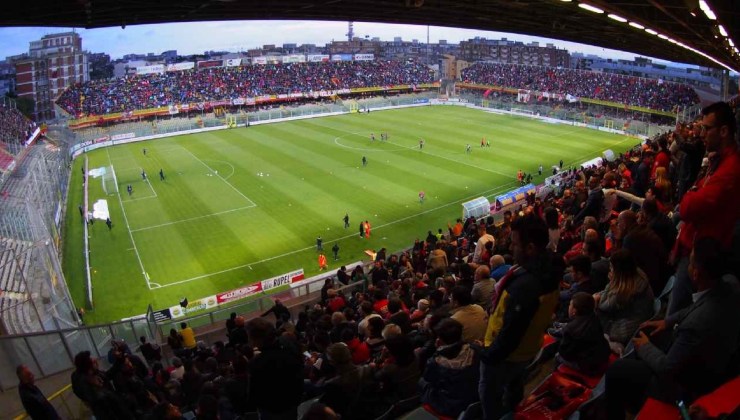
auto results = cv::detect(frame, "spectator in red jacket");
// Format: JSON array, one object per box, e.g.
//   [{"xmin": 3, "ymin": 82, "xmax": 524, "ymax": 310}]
[
  {"xmin": 341, "ymin": 328, "xmax": 371, "ymax": 364},
  {"xmin": 668, "ymin": 101, "xmax": 740, "ymax": 315},
  {"xmin": 326, "ymin": 289, "xmax": 346, "ymax": 313}
]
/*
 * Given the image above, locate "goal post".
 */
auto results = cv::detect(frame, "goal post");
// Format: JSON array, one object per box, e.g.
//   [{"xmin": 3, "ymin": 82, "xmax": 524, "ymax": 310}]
[
  {"xmin": 101, "ymin": 165, "xmax": 119, "ymax": 195},
  {"xmin": 510, "ymin": 108, "xmax": 535, "ymax": 118}
]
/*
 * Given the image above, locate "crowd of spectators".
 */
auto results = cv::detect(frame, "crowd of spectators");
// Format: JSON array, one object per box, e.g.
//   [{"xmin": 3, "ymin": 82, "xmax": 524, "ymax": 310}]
[
  {"xmin": 0, "ymin": 103, "xmax": 36, "ymax": 147},
  {"xmin": 17, "ymin": 102, "xmax": 740, "ymax": 420},
  {"xmin": 461, "ymin": 63, "xmax": 700, "ymax": 112},
  {"xmin": 56, "ymin": 61, "xmax": 435, "ymax": 117}
]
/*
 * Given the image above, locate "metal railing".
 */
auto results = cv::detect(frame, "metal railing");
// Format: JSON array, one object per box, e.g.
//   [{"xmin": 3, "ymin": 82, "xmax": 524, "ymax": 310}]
[
  {"xmin": 0, "ymin": 316, "xmax": 155, "ymax": 391},
  {"xmin": 0, "ymin": 260, "xmax": 370, "ymax": 391}
]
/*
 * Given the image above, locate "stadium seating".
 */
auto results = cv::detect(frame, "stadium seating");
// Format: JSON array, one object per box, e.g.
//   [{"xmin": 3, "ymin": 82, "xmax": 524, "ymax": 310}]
[
  {"xmin": 56, "ymin": 61, "xmax": 435, "ymax": 117},
  {"xmin": 0, "ymin": 146, "xmax": 14, "ymax": 172},
  {"xmin": 461, "ymin": 63, "xmax": 699, "ymax": 112},
  {"xmin": 0, "ymin": 104, "xmax": 36, "ymax": 147}
]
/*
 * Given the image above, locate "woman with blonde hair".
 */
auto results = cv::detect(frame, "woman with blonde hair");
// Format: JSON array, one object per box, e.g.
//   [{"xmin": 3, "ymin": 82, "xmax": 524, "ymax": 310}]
[
  {"xmin": 650, "ymin": 166, "xmax": 672, "ymax": 209},
  {"xmin": 594, "ymin": 249, "xmax": 654, "ymax": 349}
]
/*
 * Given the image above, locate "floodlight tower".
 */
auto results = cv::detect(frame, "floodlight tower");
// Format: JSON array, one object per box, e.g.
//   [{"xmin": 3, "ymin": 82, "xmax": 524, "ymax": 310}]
[{"xmin": 347, "ymin": 21, "xmax": 354, "ymax": 42}]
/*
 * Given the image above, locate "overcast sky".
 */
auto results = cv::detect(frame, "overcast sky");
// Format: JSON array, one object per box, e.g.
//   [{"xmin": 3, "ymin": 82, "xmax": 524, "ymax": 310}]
[{"xmin": 0, "ymin": 20, "xmax": 698, "ymax": 67}]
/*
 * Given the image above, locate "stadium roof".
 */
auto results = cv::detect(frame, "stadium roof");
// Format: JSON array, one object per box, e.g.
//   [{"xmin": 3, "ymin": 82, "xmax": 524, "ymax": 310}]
[{"xmin": 4, "ymin": 0, "xmax": 739, "ymax": 72}]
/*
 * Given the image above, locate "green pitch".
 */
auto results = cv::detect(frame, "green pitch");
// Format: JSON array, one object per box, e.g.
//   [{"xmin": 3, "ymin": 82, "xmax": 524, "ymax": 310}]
[{"xmin": 62, "ymin": 106, "xmax": 637, "ymax": 323}]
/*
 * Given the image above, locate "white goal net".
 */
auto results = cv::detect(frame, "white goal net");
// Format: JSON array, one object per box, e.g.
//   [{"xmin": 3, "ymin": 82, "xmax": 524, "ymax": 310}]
[
  {"xmin": 510, "ymin": 108, "xmax": 536, "ymax": 118},
  {"xmin": 101, "ymin": 166, "xmax": 119, "ymax": 195}
]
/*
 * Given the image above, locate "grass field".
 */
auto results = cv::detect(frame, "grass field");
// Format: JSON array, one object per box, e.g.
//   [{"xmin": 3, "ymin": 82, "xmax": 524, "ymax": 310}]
[{"xmin": 62, "ymin": 106, "xmax": 638, "ymax": 323}]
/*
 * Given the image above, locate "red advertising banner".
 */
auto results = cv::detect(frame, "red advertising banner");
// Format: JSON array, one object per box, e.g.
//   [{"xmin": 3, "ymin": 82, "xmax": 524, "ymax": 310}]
[
  {"xmin": 261, "ymin": 269, "xmax": 304, "ymax": 292},
  {"xmin": 197, "ymin": 60, "xmax": 223, "ymax": 69},
  {"xmin": 216, "ymin": 283, "xmax": 262, "ymax": 304}
]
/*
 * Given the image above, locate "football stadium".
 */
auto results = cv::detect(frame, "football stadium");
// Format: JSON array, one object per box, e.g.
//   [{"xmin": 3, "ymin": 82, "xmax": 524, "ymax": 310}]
[{"xmin": 1, "ymin": 1, "xmax": 740, "ymax": 419}]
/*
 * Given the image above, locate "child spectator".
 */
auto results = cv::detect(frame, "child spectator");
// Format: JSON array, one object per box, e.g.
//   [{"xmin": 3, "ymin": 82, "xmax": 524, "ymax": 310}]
[{"xmin": 557, "ymin": 292, "xmax": 611, "ymax": 375}]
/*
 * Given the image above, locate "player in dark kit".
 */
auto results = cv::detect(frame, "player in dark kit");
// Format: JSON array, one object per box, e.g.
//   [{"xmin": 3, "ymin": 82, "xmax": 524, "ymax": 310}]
[
  {"xmin": 316, "ymin": 236, "xmax": 323, "ymax": 251},
  {"xmin": 362, "ymin": 156, "xmax": 367, "ymax": 167},
  {"xmin": 332, "ymin": 243, "xmax": 340, "ymax": 260},
  {"xmin": 359, "ymin": 222, "xmax": 365, "ymax": 238},
  {"xmin": 159, "ymin": 169, "xmax": 165, "ymax": 181},
  {"xmin": 343, "ymin": 213, "xmax": 350, "ymax": 228},
  {"xmin": 141, "ymin": 170, "xmax": 147, "ymax": 180},
  {"xmin": 106, "ymin": 218, "xmax": 112, "ymax": 230},
  {"xmin": 127, "ymin": 184, "xmax": 133, "ymax": 196}
]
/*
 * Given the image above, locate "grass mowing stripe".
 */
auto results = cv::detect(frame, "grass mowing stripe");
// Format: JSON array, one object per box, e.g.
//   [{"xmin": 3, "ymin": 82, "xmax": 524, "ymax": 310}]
[
  {"xmin": 63, "ymin": 106, "xmax": 636, "ymax": 323},
  {"xmin": 105, "ymin": 147, "xmax": 150, "ymax": 289}
]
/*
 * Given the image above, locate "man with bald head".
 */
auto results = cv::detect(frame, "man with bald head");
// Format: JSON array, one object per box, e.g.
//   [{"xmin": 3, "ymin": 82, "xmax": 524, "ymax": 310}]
[
  {"xmin": 616, "ymin": 210, "xmax": 669, "ymax": 295},
  {"xmin": 17, "ymin": 364, "xmax": 59, "ymax": 419},
  {"xmin": 613, "ymin": 210, "xmax": 638, "ymax": 245},
  {"xmin": 472, "ymin": 264, "xmax": 494, "ymax": 311},
  {"xmin": 489, "ymin": 255, "xmax": 511, "ymax": 281}
]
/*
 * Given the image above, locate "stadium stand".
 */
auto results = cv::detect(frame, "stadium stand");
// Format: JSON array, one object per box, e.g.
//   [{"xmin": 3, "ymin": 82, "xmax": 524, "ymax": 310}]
[
  {"xmin": 0, "ymin": 103, "xmax": 37, "ymax": 148},
  {"xmin": 56, "ymin": 61, "xmax": 435, "ymax": 117},
  {"xmin": 461, "ymin": 63, "xmax": 700, "ymax": 112}
]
